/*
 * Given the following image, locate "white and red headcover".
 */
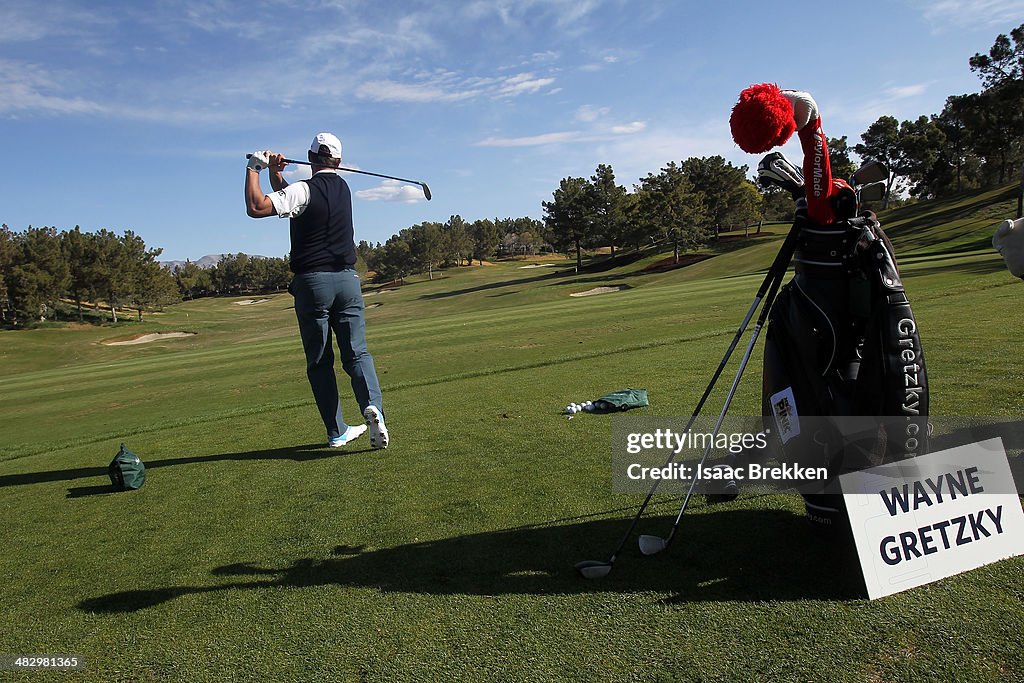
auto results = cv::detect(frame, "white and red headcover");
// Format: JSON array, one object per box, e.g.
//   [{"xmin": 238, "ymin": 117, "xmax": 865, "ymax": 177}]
[{"xmin": 730, "ymin": 83, "xmax": 845, "ymax": 225}]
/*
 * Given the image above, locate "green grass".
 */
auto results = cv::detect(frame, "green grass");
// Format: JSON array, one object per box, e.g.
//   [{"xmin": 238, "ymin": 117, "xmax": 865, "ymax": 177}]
[{"xmin": 1, "ymin": 186, "xmax": 1023, "ymax": 681}]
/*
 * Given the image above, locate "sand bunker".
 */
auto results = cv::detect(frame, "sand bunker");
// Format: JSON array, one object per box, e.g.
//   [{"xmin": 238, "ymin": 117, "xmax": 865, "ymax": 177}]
[
  {"xmin": 570, "ymin": 286, "xmax": 625, "ymax": 297},
  {"xmin": 105, "ymin": 332, "xmax": 196, "ymax": 346},
  {"xmin": 364, "ymin": 288, "xmax": 398, "ymax": 297},
  {"xmin": 234, "ymin": 298, "xmax": 271, "ymax": 306},
  {"xmin": 519, "ymin": 264, "xmax": 555, "ymax": 269}
]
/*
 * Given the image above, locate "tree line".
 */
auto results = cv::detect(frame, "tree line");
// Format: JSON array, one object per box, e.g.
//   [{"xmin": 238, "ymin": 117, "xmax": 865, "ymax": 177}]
[
  {"xmin": 171, "ymin": 254, "xmax": 292, "ymax": 300},
  {"xmin": 543, "ymin": 158, "xmax": 764, "ymax": 269},
  {"xmin": 846, "ymin": 23, "xmax": 1023, "ymax": 206},
  {"xmin": 0, "ymin": 225, "xmax": 178, "ymax": 325},
  {"xmin": 363, "ymin": 216, "xmax": 548, "ymax": 284}
]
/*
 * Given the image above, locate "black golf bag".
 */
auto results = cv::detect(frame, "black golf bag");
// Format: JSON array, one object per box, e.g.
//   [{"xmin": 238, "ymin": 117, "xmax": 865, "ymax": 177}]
[{"xmin": 762, "ymin": 210, "xmax": 929, "ymax": 528}]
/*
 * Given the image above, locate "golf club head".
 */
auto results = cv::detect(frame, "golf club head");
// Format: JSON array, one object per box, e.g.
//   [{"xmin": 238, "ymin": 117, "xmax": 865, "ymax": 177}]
[
  {"xmin": 757, "ymin": 152, "xmax": 805, "ymax": 198},
  {"xmin": 858, "ymin": 181, "xmax": 886, "ymax": 203},
  {"xmin": 851, "ymin": 160, "xmax": 888, "ymax": 186},
  {"xmin": 637, "ymin": 534, "xmax": 668, "ymax": 556},
  {"xmin": 574, "ymin": 560, "xmax": 613, "ymax": 579},
  {"xmin": 420, "ymin": 183, "xmax": 432, "ymax": 201}
]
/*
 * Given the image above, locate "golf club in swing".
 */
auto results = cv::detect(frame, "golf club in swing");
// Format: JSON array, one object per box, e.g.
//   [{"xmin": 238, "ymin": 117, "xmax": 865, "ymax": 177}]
[
  {"xmin": 574, "ymin": 219, "xmax": 803, "ymax": 579},
  {"xmin": 245, "ymin": 154, "xmax": 432, "ymax": 200}
]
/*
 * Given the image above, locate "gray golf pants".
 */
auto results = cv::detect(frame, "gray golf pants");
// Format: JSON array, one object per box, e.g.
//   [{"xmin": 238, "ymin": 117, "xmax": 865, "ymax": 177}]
[{"xmin": 290, "ymin": 269, "xmax": 383, "ymax": 440}]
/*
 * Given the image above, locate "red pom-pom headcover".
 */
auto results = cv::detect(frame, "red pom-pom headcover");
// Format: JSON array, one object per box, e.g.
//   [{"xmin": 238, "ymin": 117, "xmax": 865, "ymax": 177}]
[{"xmin": 730, "ymin": 83, "xmax": 797, "ymax": 154}]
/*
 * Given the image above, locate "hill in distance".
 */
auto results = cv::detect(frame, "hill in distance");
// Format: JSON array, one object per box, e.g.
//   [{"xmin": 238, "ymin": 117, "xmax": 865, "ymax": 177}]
[{"xmin": 160, "ymin": 253, "xmax": 270, "ymax": 270}]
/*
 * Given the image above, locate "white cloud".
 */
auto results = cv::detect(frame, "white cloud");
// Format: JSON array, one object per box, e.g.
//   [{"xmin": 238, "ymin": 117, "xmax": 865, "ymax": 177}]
[
  {"xmin": 610, "ymin": 121, "xmax": 646, "ymax": 134},
  {"xmin": 463, "ymin": 0, "xmax": 605, "ymax": 29},
  {"xmin": 575, "ymin": 105, "xmax": 609, "ymax": 122},
  {"xmin": 476, "ymin": 131, "xmax": 582, "ymax": 147},
  {"xmin": 0, "ymin": 3, "xmax": 113, "ymax": 44},
  {"xmin": 355, "ymin": 180, "xmax": 425, "ymax": 203},
  {"xmin": 0, "ymin": 59, "xmax": 105, "ymax": 115},
  {"xmin": 356, "ymin": 79, "xmax": 479, "ymax": 103},
  {"xmin": 283, "ymin": 166, "xmax": 313, "ymax": 181},
  {"xmin": 357, "ymin": 70, "xmax": 557, "ymax": 103},
  {"xmin": 885, "ymin": 83, "xmax": 930, "ymax": 99},
  {"xmin": 531, "ymin": 51, "xmax": 560, "ymax": 63},
  {"xmin": 475, "ymin": 119, "xmax": 648, "ymax": 148},
  {"xmin": 918, "ymin": 0, "xmax": 1024, "ymax": 30},
  {"xmin": 496, "ymin": 73, "xmax": 557, "ymax": 97}
]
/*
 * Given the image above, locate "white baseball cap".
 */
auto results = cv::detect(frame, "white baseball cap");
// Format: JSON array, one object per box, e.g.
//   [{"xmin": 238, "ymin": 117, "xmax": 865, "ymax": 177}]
[{"xmin": 310, "ymin": 132, "xmax": 342, "ymax": 158}]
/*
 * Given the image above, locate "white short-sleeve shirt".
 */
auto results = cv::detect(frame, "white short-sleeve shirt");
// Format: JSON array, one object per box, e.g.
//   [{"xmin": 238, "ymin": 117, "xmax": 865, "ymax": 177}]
[{"xmin": 266, "ymin": 171, "xmax": 337, "ymax": 218}]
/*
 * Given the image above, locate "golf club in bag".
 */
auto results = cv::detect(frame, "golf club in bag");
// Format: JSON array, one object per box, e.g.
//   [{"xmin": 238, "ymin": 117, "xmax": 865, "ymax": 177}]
[
  {"xmin": 245, "ymin": 154, "xmax": 432, "ymax": 200},
  {"xmin": 574, "ymin": 217, "xmax": 804, "ymax": 579},
  {"xmin": 636, "ymin": 148, "xmax": 889, "ymax": 555},
  {"xmin": 731, "ymin": 84, "xmax": 929, "ymax": 530}
]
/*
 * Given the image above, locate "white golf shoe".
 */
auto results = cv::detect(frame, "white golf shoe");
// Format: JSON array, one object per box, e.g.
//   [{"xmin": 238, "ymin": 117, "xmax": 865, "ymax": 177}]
[
  {"xmin": 328, "ymin": 424, "xmax": 367, "ymax": 448},
  {"xmin": 363, "ymin": 405, "xmax": 389, "ymax": 449}
]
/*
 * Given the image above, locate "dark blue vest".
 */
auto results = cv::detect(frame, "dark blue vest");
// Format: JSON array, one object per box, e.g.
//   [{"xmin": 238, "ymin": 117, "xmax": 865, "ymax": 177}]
[{"xmin": 289, "ymin": 173, "xmax": 356, "ymax": 273}]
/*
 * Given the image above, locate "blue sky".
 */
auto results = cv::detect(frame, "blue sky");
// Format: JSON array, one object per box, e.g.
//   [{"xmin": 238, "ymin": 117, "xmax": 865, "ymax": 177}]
[{"xmin": 3, "ymin": 0, "xmax": 1022, "ymax": 261}]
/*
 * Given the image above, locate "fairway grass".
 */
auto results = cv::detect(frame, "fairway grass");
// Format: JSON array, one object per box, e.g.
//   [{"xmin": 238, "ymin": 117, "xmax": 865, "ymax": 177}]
[{"xmin": 1, "ymin": 187, "xmax": 1023, "ymax": 681}]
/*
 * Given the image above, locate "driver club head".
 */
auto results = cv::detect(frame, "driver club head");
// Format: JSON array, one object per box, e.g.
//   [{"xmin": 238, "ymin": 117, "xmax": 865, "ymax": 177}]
[
  {"xmin": 757, "ymin": 152, "xmax": 805, "ymax": 199},
  {"xmin": 574, "ymin": 560, "xmax": 613, "ymax": 579},
  {"xmin": 637, "ymin": 534, "xmax": 668, "ymax": 556}
]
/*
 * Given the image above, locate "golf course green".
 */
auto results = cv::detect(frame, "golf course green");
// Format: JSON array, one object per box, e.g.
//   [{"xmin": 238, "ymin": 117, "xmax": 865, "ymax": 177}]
[{"xmin": 1, "ymin": 185, "xmax": 1022, "ymax": 682}]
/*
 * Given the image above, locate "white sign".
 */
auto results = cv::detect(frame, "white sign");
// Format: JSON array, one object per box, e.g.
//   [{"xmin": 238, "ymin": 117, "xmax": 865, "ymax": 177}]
[{"xmin": 840, "ymin": 438, "xmax": 1024, "ymax": 600}]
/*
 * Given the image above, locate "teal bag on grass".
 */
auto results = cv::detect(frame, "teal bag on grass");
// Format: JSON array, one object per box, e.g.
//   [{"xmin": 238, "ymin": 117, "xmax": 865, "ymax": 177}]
[{"xmin": 109, "ymin": 443, "xmax": 145, "ymax": 491}]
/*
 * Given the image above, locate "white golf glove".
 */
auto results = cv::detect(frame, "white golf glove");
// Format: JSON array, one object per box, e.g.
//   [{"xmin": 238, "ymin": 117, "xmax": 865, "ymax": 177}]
[
  {"xmin": 993, "ymin": 217, "xmax": 1024, "ymax": 279},
  {"xmin": 247, "ymin": 150, "xmax": 271, "ymax": 173},
  {"xmin": 781, "ymin": 90, "xmax": 819, "ymax": 131}
]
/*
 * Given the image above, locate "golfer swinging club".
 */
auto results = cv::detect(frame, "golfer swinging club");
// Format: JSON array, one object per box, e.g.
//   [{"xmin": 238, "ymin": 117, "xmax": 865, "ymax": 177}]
[{"xmin": 244, "ymin": 133, "xmax": 389, "ymax": 449}]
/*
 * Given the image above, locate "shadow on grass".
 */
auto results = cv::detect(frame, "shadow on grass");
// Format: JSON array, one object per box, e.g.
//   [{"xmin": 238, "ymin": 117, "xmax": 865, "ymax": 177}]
[
  {"xmin": 904, "ymin": 258, "xmax": 1008, "ymax": 280},
  {"xmin": 0, "ymin": 444, "xmax": 375, "ymax": 493},
  {"xmin": 76, "ymin": 505, "xmax": 867, "ymax": 612},
  {"xmin": 417, "ymin": 268, "xmax": 569, "ymax": 300}
]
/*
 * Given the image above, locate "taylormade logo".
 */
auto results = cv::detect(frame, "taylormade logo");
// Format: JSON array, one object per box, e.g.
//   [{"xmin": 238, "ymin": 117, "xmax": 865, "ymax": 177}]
[{"xmin": 812, "ymin": 129, "xmax": 824, "ymax": 199}]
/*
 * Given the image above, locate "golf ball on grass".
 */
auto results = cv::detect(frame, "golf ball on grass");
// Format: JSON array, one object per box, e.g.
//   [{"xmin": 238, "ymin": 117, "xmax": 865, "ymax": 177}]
[{"xmin": 564, "ymin": 401, "xmax": 592, "ymax": 415}]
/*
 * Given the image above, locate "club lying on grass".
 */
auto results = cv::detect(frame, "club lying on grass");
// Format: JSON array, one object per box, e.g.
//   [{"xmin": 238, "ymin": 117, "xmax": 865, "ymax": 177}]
[
  {"xmin": 246, "ymin": 155, "xmax": 432, "ymax": 200},
  {"xmin": 574, "ymin": 219, "xmax": 804, "ymax": 579}
]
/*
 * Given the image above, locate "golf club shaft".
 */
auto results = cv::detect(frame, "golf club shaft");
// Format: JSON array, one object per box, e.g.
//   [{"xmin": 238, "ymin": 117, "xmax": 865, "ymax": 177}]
[
  {"xmin": 245, "ymin": 155, "xmax": 432, "ymax": 200},
  {"xmin": 595, "ymin": 221, "xmax": 803, "ymax": 564},
  {"xmin": 657, "ymin": 222, "xmax": 799, "ymax": 550}
]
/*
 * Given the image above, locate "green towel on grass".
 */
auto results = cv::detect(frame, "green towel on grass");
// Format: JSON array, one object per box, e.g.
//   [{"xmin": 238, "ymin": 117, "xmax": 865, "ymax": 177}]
[{"xmin": 591, "ymin": 389, "xmax": 649, "ymax": 412}]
